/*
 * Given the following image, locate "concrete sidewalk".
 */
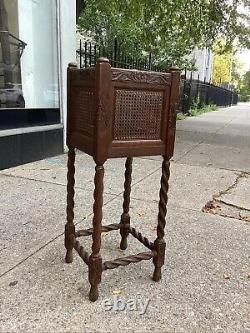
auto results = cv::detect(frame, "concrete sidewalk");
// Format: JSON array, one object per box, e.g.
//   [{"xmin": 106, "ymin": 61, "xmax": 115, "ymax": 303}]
[{"xmin": 0, "ymin": 104, "xmax": 249, "ymax": 333}]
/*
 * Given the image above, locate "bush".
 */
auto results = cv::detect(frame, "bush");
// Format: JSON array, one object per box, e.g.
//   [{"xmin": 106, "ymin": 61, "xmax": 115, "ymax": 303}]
[
  {"xmin": 190, "ymin": 104, "xmax": 218, "ymax": 116},
  {"xmin": 177, "ymin": 104, "xmax": 218, "ymax": 120},
  {"xmin": 239, "ymin": 94, "xmax": 250, "ymax": 102}
]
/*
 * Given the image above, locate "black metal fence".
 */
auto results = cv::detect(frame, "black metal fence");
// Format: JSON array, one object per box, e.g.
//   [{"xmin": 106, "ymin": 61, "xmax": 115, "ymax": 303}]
[
  {"xmin": 77, "ymin": 38, "xmax": 238, "ymax": 114},
  {"xmin": 180, "ymin": 75, "xmax": 238, "ymax": 114},
  {"xmin": 77, "ymin": 38, "xmax": 162, "ymax": 71}
]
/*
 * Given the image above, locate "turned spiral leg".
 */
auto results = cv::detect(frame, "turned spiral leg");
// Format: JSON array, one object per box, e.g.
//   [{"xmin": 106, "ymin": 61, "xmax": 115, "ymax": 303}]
[
  {"xmin": 120, "ymin": 157, "xmax": 133, "ymax": 250},
  {"xmin": 65, "ymin": 147, "xmax": 76, "ymax": 263},
  {"xmin": 153, "ymin": 156, "xmax": 170, "ymax": 281},
  {"xmin": 88, "ymin": 164, "xmax": 104, "ymax": 301}
]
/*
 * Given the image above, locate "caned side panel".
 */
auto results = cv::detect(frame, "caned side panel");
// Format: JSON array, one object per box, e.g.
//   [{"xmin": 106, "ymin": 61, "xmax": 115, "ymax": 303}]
[
  {"xmin": 70, "ymin": 86, "xmax": 95, "ymax": 137},
  {"xmin": 113, "ymin": 88, "xmax": 164, "ymax": 141},
  {"xmin": 111, "ymin": 69, "xmax": 171, "ymax": 144},
  {"xmin": 69, "ymin": 68, "xmax": 96, "ymax": 138}
]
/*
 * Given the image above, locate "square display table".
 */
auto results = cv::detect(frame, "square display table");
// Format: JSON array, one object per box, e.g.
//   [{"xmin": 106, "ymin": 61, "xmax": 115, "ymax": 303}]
[{"xmin": 65, "ymin": 58, "xmax": 180, "ymax": 301}]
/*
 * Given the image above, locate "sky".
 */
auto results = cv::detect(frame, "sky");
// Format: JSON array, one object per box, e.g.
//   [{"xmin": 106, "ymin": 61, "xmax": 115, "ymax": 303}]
[
  {"xmin": 237, "ymin": 3, "xmax": 250, "ymax": 73},
  {"xmin": 236, "ymin": 49, "xmax": 250, "ymax": 72}
]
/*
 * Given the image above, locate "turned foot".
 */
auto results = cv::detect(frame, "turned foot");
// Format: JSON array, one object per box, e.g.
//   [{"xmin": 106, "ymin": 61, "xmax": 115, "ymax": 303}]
[
  {"xmin": 64, "ymin": 233, "xmax": 75, "ymax": 263},
  {"xmin": 88, "ymin": 254, "xmax": 102, "ymax": 302},
  {"xmin": 120, "ymin": 238, "xmax": 128, "ymax": 250},
  {"xmin": 153, "ymin": 267, "xmax": 162, "ymax": 281},
  {"xmin": 89, "ymin": 285, "xmax": 99, "ymax": 302},
  {"xmin": 65, "ymin": 251, "xmax": 73, "ymax": 264}
]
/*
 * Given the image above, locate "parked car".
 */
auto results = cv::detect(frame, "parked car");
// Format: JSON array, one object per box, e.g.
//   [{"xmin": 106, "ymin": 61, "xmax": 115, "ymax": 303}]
[{"xmin": 0, "ymin": 83, "xmax": 25, "ymax": 108}]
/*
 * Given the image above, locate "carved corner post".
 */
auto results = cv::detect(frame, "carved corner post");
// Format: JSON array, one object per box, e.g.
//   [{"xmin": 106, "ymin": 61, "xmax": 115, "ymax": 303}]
[
  {"xmin": 166, "ymin": 66, "xmax": 181, "ymax": 159},
  {"xmin": 120, "ymin": 157, "xmax": 133, "ymax": 250},
  {"xmin": 88, "ymin": 58, "xmax": 111, "ymax": 301},
  {"xmin": 153, "ymin": 66, "xmax": 180, "ymax": 281},
  {"xmin": 65, "ymin": 62, "xmax": 78, "ymax": 263}
]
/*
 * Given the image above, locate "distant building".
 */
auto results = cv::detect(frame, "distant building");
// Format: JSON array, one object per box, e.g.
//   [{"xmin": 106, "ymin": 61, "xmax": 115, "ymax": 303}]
[{"xmin": 186, "ymin": 47, "xmax": 213, "ymax": 82}]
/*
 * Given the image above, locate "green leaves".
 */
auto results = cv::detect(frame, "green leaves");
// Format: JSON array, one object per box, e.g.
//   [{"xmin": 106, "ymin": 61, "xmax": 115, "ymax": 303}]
[
  {"xmin": 78, "ymin": 0, "xmax": 250, "ymax": 67},
  {"xmin": 239, "ymin": 70, "xmax": 250, "ymax": 100}
]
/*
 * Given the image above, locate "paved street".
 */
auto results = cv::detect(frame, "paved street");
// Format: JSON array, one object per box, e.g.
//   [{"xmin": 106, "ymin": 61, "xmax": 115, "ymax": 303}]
[{"xmin": 0, "ymin": 103, "xmax": 249, "ymax": 333}]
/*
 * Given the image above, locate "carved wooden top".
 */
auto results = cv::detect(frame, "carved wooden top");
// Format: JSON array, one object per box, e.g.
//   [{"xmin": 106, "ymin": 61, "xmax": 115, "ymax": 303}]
[
  {"xmin": 71, "ymin": 68, "xmax": 95, "ymax": 83},
  {"xmin": 111, "ymin": 69, "xmax": 171, "ymax": 85}
]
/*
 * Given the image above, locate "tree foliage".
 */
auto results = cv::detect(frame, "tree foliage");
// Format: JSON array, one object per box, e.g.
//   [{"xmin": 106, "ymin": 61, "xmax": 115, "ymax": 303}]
[
  {"xmin": 212, "ymin": 40, "xmax": 245, "ymax": 86},
  {"xmin": 212, "ymin": 53, "xmax": 232, "ymax": 86},
  {"xmin": 211, "ymin": 41, "xmax": 233, "ymax": 85},
  {"xmin": 239, "ymin": 70, "xmax": 250, "ymax": 100},
  {"xmin": 78, "ymin": 0, "xmax": 250, "ymax": 67}
]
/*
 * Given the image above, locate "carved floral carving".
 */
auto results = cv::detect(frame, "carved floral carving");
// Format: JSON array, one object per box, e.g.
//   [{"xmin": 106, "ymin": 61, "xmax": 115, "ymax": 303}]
[
  {"xmin": 97, "ymin": 93, "xmax": 110, "ymax": 129},
  {"xmin": 73, "ymin": 68, "xmax": 95, "ymax": 82},
  {"xmin": 169, "ymin": 103, "xmax": 177, "ymax": 129},
  {"xmin": 111, "ymin": 69, "xmax": 171, "ymax": 85}
]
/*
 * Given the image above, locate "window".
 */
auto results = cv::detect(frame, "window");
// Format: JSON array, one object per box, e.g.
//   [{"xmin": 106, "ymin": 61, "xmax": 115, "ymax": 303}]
[{"xmin": 0, "ymin": 0, "xmax": 60, "ymax": 130}]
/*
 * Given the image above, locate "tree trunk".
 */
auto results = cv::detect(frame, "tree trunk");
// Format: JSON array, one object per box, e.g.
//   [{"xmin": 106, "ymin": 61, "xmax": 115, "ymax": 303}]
[{"xmin": 76, "ymin": 0, "xmax": 86, "ymax": 23}]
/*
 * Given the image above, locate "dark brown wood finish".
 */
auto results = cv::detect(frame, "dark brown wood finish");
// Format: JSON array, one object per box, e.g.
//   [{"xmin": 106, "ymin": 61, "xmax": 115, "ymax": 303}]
[
  {"xmin": 88, "ymin": 165, "xmax": 104, "ymax": 301},
  {"xmin": 153, "ymin": 157, "xmax": 170, "ymax": 281},
  {"xmin": 109, "ymin": 69, "xmax": 171, "ymax": 158},
  {"xmin": 64, "ymin": 62, "xmax": 78, "ymax": 264},
  {"xmin": 94, "ymin": 58, "xmax": 112, "ymax": 165},
  {"xmin": 120, "ymin": 157, "xmax": 133, "ymax": 250},
  {"xmin": 166, "ymin": 66, "xmax": 181, "ymax": 159},
  {"xmin": 65, "ymin": 147, "xmax": 76, "ymax": 263},
  {"xmin": 68, "ymin": 67, "xmax": 95, "ymax": 156},
  {"xmin": 65, "ymin": 58, "xmax": 180, "ymax": 301}
]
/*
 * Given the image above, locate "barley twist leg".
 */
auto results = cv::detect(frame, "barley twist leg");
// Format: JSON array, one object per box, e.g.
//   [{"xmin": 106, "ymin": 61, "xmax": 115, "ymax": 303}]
[
  {"xmin": 65, "ymin": 147, "xmax": 76, "ymax": 263},
  {"xmin": 88, "ymin": 164, "xmax": 104, "ymax": 301},
  {"xmin": 120, "ymin": 157, "xmax": 133, "ymax": 250},
  {"xmin": 153, "ymin": 156, "xmax": 170, "ymax": 281}
]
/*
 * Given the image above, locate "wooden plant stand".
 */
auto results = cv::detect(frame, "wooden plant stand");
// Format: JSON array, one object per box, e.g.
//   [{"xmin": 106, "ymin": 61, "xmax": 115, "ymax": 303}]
[{"xmin": 65, "ymin": 58, "xmax": 180, "ymax": 301}]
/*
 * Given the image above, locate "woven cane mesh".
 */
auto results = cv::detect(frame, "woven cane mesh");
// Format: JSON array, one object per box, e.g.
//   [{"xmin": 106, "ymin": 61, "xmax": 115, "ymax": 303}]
[
  {"xmin": 114, "ymin": 89, "xmax": 163, "ymax": 140},
  {"xmin": 72, "ymin": 88, "xmax": 95, "ymax": 136}
]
